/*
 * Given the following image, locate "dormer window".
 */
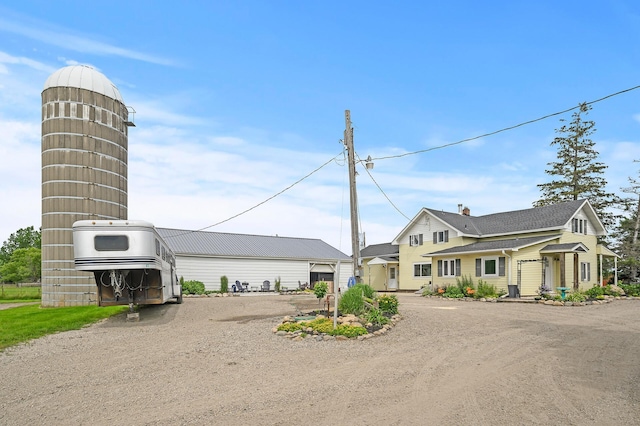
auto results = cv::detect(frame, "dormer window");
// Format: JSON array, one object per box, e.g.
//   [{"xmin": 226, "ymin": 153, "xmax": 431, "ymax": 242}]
[{"xmin": 410, "ymin": 234, "xmax": 423, "ymax": 246}]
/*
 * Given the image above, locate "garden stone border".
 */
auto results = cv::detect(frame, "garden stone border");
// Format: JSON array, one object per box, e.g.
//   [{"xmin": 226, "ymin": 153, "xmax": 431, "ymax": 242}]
[{"xmin": 273, "ymin": 313, "xmax": 403, "ymax": 341}]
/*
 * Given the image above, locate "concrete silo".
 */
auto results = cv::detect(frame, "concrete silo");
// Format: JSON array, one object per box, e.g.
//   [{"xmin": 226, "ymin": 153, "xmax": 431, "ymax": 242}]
[{"xmin": 41, "ymin": 65, "xmax": 134, "ymax": 306}]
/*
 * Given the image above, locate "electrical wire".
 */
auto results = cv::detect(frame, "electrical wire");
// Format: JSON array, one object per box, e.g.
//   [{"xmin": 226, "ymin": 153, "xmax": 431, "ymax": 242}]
[
  {"xmin": 355, "ymin": 152, "xmax": 412, "ymax": 221},
  {"xmin": 371, "ymin": 84, "xmax": 640, "ymax": 161},
  {"xmin": 164, "ymin": 151, "xmax": 345, "ymax": 238}
]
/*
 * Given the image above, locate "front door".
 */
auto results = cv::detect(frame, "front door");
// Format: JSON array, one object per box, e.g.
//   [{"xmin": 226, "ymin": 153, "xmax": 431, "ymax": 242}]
[{"xmin": 388, "ymin": 266, "xmax": 398, "ymax": 290}]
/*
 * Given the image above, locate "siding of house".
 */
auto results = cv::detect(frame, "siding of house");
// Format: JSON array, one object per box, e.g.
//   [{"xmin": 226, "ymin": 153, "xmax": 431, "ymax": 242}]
[
  {"xmin": 397, "ymin": 216, "xmax": 464, "ymax": 291},
  {"xmin": 363, "ymin": 261, "xmax": 389, "ymax": 291}
]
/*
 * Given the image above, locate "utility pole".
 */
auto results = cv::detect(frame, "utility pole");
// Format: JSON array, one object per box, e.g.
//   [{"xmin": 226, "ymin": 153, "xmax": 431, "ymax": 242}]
[{"xmin": 344, "ymin": 110, "xmax": 361, "ymax": 281}]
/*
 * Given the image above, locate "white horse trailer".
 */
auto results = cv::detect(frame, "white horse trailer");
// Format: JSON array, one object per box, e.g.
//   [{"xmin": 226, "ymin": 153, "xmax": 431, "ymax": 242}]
[{"xmin": 72, "ymin": 220, "xmax": 182, "ymax": 306}]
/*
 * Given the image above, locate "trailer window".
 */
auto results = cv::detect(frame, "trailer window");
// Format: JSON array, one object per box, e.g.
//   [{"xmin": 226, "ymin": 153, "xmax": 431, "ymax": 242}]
[{"xmin": 94, "ymin": 235, "xmax": 129, "ymax": 251}]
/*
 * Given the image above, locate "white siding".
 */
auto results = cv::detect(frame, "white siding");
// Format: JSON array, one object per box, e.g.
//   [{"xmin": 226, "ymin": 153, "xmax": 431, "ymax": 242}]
[{"xmin": 175, "ymin": 255, "xmax": 354, "ymax": 292}]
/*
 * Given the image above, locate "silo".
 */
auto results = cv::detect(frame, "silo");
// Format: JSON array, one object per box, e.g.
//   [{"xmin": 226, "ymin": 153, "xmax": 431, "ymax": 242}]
[{"xmin": 41, "ymin": 65, "xmax": 133, "ymax": 306}]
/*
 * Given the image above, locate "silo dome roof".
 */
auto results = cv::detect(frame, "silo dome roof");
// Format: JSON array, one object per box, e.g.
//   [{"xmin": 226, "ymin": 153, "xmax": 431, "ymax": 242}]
[{"xmin": 44, "ymin": 65, "xmax": 123, "ymax": 103}]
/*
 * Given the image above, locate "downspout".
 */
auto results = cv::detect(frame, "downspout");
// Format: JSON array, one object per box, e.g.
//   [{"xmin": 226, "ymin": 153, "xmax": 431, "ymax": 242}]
[{"xmin": 502, "ymin": 250, "xmax": 512, "ymax": 286}]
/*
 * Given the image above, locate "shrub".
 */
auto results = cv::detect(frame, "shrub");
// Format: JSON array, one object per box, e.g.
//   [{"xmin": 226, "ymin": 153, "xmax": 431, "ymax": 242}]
[
  {"xmin": 350, "ymin": 283, "xmax": 376, "ymax": 299},
  {"xmin": 277, "ymin": 322, "xmax": 304, "ymax": 332},
  {"xmin": 584, "ymin": 285, "xmax": 605, "ymax": 299},
  {"xmin": 365, "ymin": 308, "xmax": 390, "ymax": 326},
  {"xmin": 274, "ymin": 276, "xmax": 281, "ymax": 292},
  {"xmin": 476, "ymin": 280, "xmax": 498, "ymax": 298},
  {"xmin": 620, "ymin": 283, "xmax": 640, "ymax": 297},
  {"xmin": 330, "ymin": 323, "xmax": 368, "ymax": 338},
  {"xmin": 456, "ymin": 275, "xmax": 474, "ymax": 292},
  {"xmin": 339, "ymin": 285, "xmax": 365, "ymax": 315},
  {"xmin": 377, "ymin": 294, "xmax": 399, "ymax": 314},
  {"xmin": 220, "ymin": 275, "xmax": 229, "ymax": 293},
  {"xmin": 443, "ymin": 285, "xmax": 464, "ymax": 298},
  {"xmin": 565, "ymin": 291, "xmax": 586, "ymax": 302},
  {"xmin": 182, "ymin": 280, "xmax": 205, "ymax": 295},
  {"xmin": 314, "ymin": 281, "xmax": 328, "ymax": 301}
]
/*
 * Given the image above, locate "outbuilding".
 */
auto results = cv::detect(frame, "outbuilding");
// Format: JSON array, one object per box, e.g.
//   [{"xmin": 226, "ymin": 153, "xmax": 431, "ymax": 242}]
[{"xmin": 157, "ymin": 228, "xmax": 352, "ymax": 292}]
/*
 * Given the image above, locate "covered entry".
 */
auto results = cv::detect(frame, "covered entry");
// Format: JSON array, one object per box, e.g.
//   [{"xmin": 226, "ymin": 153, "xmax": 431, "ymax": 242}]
[
  {"xmin": 540, "ymin": 242, "xmax": 589, "ymax": 291},
  {"xmin": 310, "ymin": 263, "xmax": 337, "ymax": 292},
  {"xmin": 367, "ymin": 257, "xmax": 399, "ymax": 290}
]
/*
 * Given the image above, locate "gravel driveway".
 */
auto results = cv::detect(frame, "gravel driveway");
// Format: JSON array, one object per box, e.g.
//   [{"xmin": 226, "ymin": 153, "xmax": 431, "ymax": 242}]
[{"xmin": 1, "ymin": 293, "xmax": 639, "ymax": 425}]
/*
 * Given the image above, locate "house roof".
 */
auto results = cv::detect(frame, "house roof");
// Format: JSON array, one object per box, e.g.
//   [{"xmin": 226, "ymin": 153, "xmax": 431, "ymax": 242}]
[
  {"xmin": 157, "ymin": 228, "xmax": 351, "ymax": 261},
  {"xmin": 540, "ymin": 242, "xmax": 589, "ymax": 253},
  {"xmin": 424, "ymin": 235, "xmax": 561, "ymax": 257},
  {"xmin": 394, "ymin": 199, "xmax": 605, "ymax": 244},
  {"xmin": 361, "ymin": 242, "xmax": 399, "ymax": 259}
]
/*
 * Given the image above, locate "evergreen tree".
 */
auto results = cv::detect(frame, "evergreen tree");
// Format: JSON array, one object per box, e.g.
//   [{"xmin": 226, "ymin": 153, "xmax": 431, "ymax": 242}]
[
  {"xmin": 613, "ymin": 162, "xmax": 640, "ymax": 282},
  {"xmin": 534, "ymin": 103, "xmax": 617, "ymax": 229}
]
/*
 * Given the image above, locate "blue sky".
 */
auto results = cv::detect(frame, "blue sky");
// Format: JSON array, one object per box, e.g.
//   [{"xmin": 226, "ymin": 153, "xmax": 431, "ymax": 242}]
[{"xmin": 2, "ymin": 1, "xmax": 640, "ymax": 254}]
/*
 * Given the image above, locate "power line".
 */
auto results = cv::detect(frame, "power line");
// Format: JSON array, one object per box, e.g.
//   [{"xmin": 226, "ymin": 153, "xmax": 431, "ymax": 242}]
[
  {"xmin": 355, "ymin": 152, "xmax": 411, "ymax": 221},
  {"xmin": 372, "ymin": 84, "xmax": 640, "ymax": 161},
  {"xmin": 164, "ymin": 151, "xmax": 344, "ymax": 239}
]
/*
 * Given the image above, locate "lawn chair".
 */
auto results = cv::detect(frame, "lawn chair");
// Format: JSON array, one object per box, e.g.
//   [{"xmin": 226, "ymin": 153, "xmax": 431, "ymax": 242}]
[
  {"xmin": 262, "ymin": 280, "xmax": 270, "ymax": 292},
  {"xmin": 234, "ymin": 280, "xmax": 247, "ymax": 293},
  {"xmin": 298, "ymin": 281, "xmax": 308, "ymax": 291}
]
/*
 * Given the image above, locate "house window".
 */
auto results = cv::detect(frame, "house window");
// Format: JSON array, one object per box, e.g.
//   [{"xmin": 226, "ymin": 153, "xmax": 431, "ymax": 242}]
[
  {"xmin": 483, "ymin": 257, "xmax": 498, "ymax": 276},
  {"xmin": 413, "ymin": 263, "xmax": 432, "ymax": 277},
  {"xmin": 409, "ymin": 234, "xmax": 423, "ymax": 246},
  {"xmin": 573, "ymin": 218, "xmax": 587, "ymax": 235},
  {"xmin": 581, "ymin": 262, "xmax": 591, "ymax": 281},
  {"xmin": 438, "ymin": 259, "xmax": 460, "ymax": 277},
  {"xmin": 433, "ymin": 230, "xmax": 449, "ymax": 244},
  {"xmin": 475, "ymin": 257, "xmax": 506, "ymax": 277}
]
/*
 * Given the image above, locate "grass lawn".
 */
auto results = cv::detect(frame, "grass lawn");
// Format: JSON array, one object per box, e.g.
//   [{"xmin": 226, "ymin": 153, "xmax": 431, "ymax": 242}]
[{"xmin": 0, "ymin": 304, "xmax": 128, "ymax": 351}]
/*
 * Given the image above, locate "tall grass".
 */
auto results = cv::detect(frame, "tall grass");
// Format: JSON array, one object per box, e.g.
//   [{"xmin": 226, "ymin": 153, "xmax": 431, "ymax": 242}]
[
  {"xmin": 0, "ymin": 304, "xmax": 128, "ymax": 351},
  {"xmin": 0, "ymin": 285, "xmax": 41, "ymax": 303}
]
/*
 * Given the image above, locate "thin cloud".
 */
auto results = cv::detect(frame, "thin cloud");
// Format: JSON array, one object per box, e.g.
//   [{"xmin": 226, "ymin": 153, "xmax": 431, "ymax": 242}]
[
  {"xmin": 0, "ymin": 13, "xmax": 175, "ymax": 66},
  {"xmin": 0, "ymin": 51, "xmax": 55, "ymax": 73}
]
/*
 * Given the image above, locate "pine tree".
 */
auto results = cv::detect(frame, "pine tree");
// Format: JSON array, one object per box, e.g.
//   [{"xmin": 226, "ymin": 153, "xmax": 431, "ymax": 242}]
[
  {"xmin": 613, "ymin": 163, "xmax": 640, "ymax": 281},
  {"xmin": 534, "ymin": 103, "xmax": 617, "ymax": 229}
]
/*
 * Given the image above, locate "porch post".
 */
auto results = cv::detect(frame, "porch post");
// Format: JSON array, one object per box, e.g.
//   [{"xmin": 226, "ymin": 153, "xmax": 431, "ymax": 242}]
[
  {"xmin": 615, "ymin": 257, "xmax": 618, "ymax": 285},
  {"xmin": 560, "ymin": 253, "xmax": 566, "ymax": 288},
  {"xmin": 573, "ymin": 253, "xmax": 579, "ymax": 290},
  {"xmin": 599, "ymin": 254, "xmax": 603, "ymax": 287}
]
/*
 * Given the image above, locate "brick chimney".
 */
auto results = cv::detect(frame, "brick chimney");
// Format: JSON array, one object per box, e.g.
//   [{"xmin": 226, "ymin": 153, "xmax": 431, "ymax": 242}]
[{"xmin": 462, "ymin": 206, "xmax": 470, "ymax": 216}]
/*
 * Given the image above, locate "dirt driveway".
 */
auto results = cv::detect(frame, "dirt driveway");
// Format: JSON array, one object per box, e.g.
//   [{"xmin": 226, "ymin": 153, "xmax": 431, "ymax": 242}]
[{"xmin": 1, "ymin": 293, "xmax": 639, "ymax": 425}]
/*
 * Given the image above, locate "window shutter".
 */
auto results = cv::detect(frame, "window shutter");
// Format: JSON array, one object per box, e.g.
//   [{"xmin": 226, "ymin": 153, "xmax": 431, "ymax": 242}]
[
  {"xmin": 499, "ymin": 257, "xmax": 506, "ymax": 276},
  {"xmin": 455, "ymin": 259, "xmax": 461, "ymax": 276},
  {"xmin": 444, "ymin": 230, "xmax": 449, "ymax": 243},
  {"xmin": 588, "ymin": 263, "xmax": 591, "ymax": 281},
  {"xmin": 419, "ymin": 234, "xmax": 423, "ymax": 245},
  {"xmin": 437, "ymin": 260, "xmax": 442, "ymax": 277},
  {"xmin": 583, "ymin": 221, "xmax": 588, "ymax": 235},
  {"xmin": 475, "ymin": 258, "xmax": 481, "ymax": 277},
  {"xmin": 433, "ymin": 232, "xmax": 437, "ymax": 244}
]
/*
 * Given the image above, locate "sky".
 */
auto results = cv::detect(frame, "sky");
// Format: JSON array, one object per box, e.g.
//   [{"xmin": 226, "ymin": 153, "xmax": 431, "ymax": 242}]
[{"xmin": 2, "ymin": 1, "xmax": 640, "ymax": 255}]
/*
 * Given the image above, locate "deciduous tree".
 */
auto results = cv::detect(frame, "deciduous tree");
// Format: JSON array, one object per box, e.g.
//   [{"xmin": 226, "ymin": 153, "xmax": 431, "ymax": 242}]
[{"xmin": 0, "ymin": 226, "xmax": 41, "ymax": 265}]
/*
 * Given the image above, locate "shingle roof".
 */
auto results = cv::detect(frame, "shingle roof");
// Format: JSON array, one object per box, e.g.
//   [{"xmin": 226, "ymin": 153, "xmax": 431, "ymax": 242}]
[
  {"xmin": 425, "ymin": 235, "xmax": 560, "ymax": 256},
  {"xmin": 361, "ymin": 242, "xmax": 399, "ymax": 258},
  {"xmin": 426, "ymin": 199, "xmax": 589, "ymax": 236},
  {"xmin": 157, "ymin": 228, "xmax": 351, "ymax": 261}
]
